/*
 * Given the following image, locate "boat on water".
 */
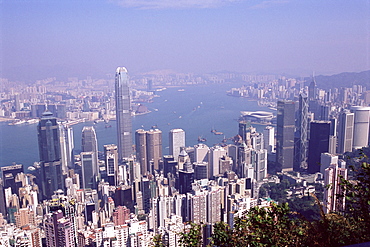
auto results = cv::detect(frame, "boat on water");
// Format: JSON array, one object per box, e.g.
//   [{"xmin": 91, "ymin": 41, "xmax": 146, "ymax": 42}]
[
  {"xmin": 178, "ymin": 89, "xmax": 185, "ymax": 92},
  {"xmin": 8, "ymin": 120, "xmax": 26, "ymax": 126},
  {"xmin": 198, "ymin": 136, "xmax": 207, "ymax": 142},
  {"xmin": 211, "ymin": 129, "xmax": 223, "ymax": 135},
  {"xmin": 26, "ymin": 119, "xmax": 39, "ymax": 124}
]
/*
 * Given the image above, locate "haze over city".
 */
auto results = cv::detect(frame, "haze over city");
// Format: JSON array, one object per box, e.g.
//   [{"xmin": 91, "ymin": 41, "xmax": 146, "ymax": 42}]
[
  {"xmin": 2, "ymin": 0, "xmax": 370, "ymax": 82},
  {"xmin": 2, "ymin": 1, "xmax": 370, "ymax": 246}
]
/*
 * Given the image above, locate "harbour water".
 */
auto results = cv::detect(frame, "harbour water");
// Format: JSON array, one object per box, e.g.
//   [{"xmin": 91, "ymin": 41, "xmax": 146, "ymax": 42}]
[{"xmin": 0, "ymin": 83, "xmax": 274, "ymax": 168}]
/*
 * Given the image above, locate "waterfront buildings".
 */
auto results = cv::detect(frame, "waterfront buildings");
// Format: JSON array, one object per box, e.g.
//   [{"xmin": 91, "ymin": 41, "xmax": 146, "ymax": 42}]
[{"xmin": 115, "ymin": 67, "xmax": 133, "ymax": 160}]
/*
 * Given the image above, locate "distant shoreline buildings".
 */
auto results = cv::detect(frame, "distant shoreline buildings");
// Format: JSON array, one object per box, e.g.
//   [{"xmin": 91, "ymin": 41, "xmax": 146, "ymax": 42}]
[{"xmin": 1, "ymin": 69, "xmax": 370, "ymax": 246}]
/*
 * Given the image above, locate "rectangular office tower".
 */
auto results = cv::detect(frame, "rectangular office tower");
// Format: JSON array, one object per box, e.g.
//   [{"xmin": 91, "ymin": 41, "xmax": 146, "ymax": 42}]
[
  {"xmin": 276, "ymin": 101, "xmax": 295, "ymax": 172},
  {"xmin": 337, "ymin": 110, "xmax": 354, "ymax": 154},
  {"xmin": 169, "ymin": 129, "xmax": 185, "ymax": 160},
  {"xmin": 351, "ymin": 106, "xmax": 370, "ymax": 150},
  {"xmin": 37, "ymin": 110, "xmax": 64, "ymax": 199},
  {"xmin": 115, "ymin": 67, "xmax": 133, "ymax": 160},
  {"xmin": 308, "ymin": 121, "xmax": 331, "ymax": 174},
  {"xmin": 135, "ymin": 129, "xmax": 163, "ymax": 175}
]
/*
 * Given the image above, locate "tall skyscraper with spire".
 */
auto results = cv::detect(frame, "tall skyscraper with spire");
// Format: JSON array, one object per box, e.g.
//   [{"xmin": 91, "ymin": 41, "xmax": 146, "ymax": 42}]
[{"xmin": 115, "ymin": 67, "xmax": 133, "ymax": 160}]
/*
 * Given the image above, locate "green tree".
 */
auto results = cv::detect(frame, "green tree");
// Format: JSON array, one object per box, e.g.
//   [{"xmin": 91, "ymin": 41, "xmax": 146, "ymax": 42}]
[
  {"xmin": 179, "ymin": 222, "xmax": 203, "ymax": 247},
  {"xmin": 152, "ymin": 234, "xmax": 165, "ymax": 247}
]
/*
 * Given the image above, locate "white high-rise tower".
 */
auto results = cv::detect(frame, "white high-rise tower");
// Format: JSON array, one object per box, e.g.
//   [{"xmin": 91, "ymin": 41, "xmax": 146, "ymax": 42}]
[{"xmin": 169, "ymin": 129, "xmax": 185, "ymax": 160}]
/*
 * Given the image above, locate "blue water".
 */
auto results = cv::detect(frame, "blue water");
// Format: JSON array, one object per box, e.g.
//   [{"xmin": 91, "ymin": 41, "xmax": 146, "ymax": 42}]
[{"xmin": 0, "ymin": 83, "xmax": 273, "ymax": 168}]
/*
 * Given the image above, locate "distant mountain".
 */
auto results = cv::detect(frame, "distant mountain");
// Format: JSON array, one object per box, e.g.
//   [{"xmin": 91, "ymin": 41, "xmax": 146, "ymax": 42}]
[{"xmin": 313, "ymin": 70, "xmax": 370, "ymax": 90}]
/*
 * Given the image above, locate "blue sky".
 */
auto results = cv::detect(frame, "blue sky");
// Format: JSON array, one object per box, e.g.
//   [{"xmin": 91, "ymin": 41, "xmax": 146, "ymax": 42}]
[{"xmin": 1, "ymin": 0, "xmax": 369, "ymax": 81}]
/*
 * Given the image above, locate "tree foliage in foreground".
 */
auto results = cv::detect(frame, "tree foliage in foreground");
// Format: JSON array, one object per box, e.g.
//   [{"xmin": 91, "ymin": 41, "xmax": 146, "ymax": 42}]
[{"xmin": 179, "ymin": 158, "xmax": 370, "ymax": 247}]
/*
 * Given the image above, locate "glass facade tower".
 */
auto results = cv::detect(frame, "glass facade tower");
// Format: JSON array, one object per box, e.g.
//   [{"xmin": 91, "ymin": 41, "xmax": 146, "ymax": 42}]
[{"xmin": 115, "ymin": 67, "xmax": 133, "ymax": 160}]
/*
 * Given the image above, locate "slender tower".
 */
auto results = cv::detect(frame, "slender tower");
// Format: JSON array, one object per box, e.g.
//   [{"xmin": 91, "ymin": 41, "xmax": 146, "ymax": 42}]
[
  {"xmin": 115, "ymin": 67, "xmax": 132, "ymax": 160},
  {"xmin": 294, "ymin": 93, "xmax": 309, "ymax": 171},
  {"xmin": 276, "ymin": 100, "xmax": 295, "ymax": 172}
]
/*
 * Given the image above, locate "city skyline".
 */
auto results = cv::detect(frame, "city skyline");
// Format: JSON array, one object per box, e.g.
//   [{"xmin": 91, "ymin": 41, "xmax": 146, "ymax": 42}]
[{"xmin": 2, "ymin": 1, "xmax": 370, "ymax": 82}]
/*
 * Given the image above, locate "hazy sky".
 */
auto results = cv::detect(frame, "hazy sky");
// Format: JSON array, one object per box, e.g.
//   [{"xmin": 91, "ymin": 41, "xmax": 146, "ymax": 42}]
[{"xmin": 1, "ymin": 0, "xmax": 370, "ymax": 81}]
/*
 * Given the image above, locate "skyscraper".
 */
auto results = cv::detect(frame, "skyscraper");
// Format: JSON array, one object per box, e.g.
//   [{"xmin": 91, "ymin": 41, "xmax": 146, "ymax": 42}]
[
  {"xmin": 81, "ymin": 126, "xmax": 98, "ymax": 153},
  {"xmin": 146, "ymin": 129, "xmax": 163, "ymax": 172},
  {"xmin": 59, "ymin": 124, "xmax": 74, "ymax": 173},
  {"xmin": 80, "ymin": 152, "xmax": 97, "ymax": 190},
  {"xmin": 276, "ymin": 101, "xmax": 295, "ymax": 172},
  {"xmin": 81, "ymin": 126, "xmax": 98, "ymax": 189},
  {"xmin": 337, "ymin": 110, "xmax": 354, "ymax": 154},
  {"xmin": 38, "ymin": 111, "xmax": 61, "ymax": 163},
  {"xmin": 115, "ymin": 67, "xmax": 133, "ymax": 160},
  {"xmin": 263, "ymin": 126, "xmax": 275, "ymax": 153},
  {"xmin": 135, "ymin": 129, "xmax": 148, "ymax": 176},
  {"xmin": 351, "ymin": 106, "xmax": 370, "ymax": 150},
  {"xmin": 308, "ymin": 121, "xmax": 331, "ymax": 174},
  {"xmin": 37, "ymin": 110, "xmax": 64, "ymax": 199},
  {"xmin": 324, "ymin": 164, "xmax": 347, "ymax": 213},
  {"xmin": 104, "ymin": 144, "xmax": 119, "ymax": 186},
  {"xmin": 169, "ymin": 129, "xmax": 185, "ymax": 161},
  {"xmin": 294, "ymin": 93, "xmax": 309, "ymax": 171},
  {"xmin": 135, "ymin": 129, "xmax": 163, "ymax": 175}
]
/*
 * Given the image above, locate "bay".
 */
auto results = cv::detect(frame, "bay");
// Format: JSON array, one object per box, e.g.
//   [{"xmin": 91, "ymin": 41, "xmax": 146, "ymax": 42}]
[{"xmin": 0, "ymin": 83, "xmax": 273, "ymax": 168}]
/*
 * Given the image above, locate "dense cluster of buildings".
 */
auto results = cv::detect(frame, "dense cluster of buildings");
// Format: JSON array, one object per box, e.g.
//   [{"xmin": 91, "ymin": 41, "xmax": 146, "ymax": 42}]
[{"xmin": 0, "ymin": 69, "xmax": 369, "ymax": 246}]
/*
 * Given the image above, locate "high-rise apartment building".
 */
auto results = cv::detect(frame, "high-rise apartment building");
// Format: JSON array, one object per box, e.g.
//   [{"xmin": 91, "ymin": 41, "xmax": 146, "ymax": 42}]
[
  {"xmin": 324, "ymin": 164, "xmax": 347, "ymax": 213},
  {"xmin": 115, "ymin": 67, "xmax": 133, "ymax": 160},
  {"xmin": 337, "ymin": 110, "xmax": 354, "ymax": 154},
  {"xmin": 276, "ymin": 101, "xmax": 295, "ymax": 172},
  {"xmin": 169, "ymin": 129, "xmax": 185, "ymax": 161}
]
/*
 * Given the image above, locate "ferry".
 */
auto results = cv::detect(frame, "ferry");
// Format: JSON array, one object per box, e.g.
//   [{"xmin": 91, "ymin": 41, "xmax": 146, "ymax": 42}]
[
  {"xmin": 27, "ymin": 119, "xmax": 39, "ymax": 124},
  {"xmin": 8, "ymin": 120, "xmax": 26, "ymax": 126},
  {"xmin": 198, "ymin": 136, "xmax": 207, "ymax": 142}
]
